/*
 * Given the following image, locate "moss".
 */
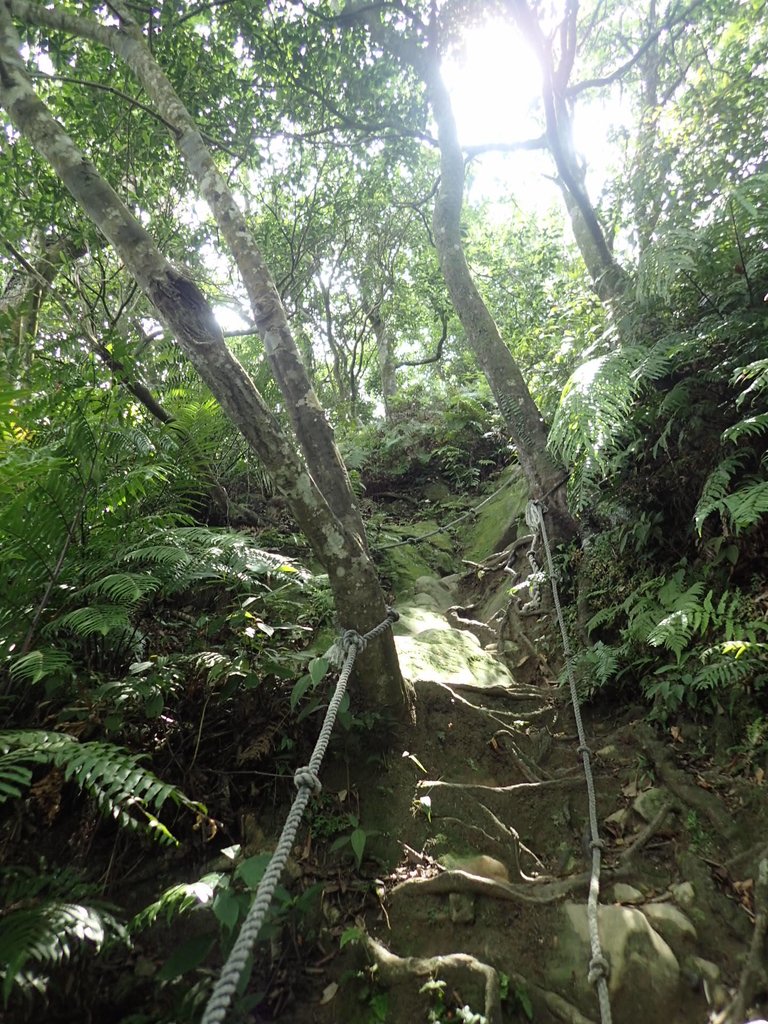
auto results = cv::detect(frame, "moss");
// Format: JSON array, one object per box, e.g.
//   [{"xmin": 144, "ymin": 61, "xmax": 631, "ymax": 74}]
[
  {"xmin": 394, "ymin": 628, "xmax": 516, "ymax": 688},
  {"xmin": 462, "ymin": 467, "xmax": 529, "ymax": 562}
]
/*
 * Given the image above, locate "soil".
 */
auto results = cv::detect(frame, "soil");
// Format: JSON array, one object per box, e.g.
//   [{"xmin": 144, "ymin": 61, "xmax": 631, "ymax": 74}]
[{"xmin": 254, "ymin": 554, "xmax": 768, "ymax": 1024}]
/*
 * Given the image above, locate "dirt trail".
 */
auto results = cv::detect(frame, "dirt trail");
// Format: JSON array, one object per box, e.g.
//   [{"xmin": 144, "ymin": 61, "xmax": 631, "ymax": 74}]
[{"xmin": 288, "ymin": 553, "xmax": 768, "ymax": 1024}]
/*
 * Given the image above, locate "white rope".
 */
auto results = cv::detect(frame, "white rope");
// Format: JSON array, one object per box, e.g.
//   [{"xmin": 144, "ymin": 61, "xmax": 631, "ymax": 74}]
[
  {"xmin": 527, "ymin": 500, "xmax": 613, "ymax": 1024},
  {"xmin": 200, "ymin": 608, "xmax": 399, "ymax": 1024}
]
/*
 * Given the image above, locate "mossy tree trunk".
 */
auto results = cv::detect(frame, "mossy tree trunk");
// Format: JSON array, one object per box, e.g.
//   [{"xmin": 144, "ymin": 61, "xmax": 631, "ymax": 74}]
[{"xmin": 0, "ymin": 2, "xmax": 412, "ymax": 724}]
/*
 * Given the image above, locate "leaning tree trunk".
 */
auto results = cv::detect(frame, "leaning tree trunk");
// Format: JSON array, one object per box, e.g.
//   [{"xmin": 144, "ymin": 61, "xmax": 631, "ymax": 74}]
[
  {"xmin": 508, "ymin": 0, "xmax": 628, "ymax": 311},
  {"xmin": 415, "ymin": 51, "xmax": 578, "ymax": 546},
  {"xmin": 0, "ymin": 4, "xmax": 411, "ymax": 724}
]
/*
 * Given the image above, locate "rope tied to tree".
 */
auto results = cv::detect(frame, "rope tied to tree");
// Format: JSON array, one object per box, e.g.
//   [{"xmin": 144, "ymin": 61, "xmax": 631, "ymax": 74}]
[
  {"xmin": 200, "ymin": 606, "xmax": 398, "ymax": 1024},
  {"xmin": 526, "ymin": 499, "xmax": 613, "ymax": 1024}
]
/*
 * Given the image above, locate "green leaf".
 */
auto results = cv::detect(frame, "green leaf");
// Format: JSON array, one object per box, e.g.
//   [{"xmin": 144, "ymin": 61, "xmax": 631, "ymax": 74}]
[
  {"xmin": 290, "ymin": 674, "xmax": 313, "ymax": 709},
  {"xmin": 309, "ymin": 657, "xmax": 329, "ymax": 686},
  {"xmin": 350, "ymin": 828, "xmax": 367, "ymax": 867},
  {"xmin": 144, "ymin": 691, "xmax": 164, "ymax": 717},
  {"xmin": 236, "ymin": 854, "xmax": 272, "ymax": 889},
  {"xmin": 156, "ymin": 933, "xmax": 215, "ymax": 981},
  {"xmin": 212, "ymin": 888, "xmax": 241, "ymax": 931}
]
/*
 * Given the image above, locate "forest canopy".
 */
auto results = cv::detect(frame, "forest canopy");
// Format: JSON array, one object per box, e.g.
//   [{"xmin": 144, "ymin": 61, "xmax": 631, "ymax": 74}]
[{"xmin": 0, "ymin": 0, "xmax": 767, "ymax": 1019}]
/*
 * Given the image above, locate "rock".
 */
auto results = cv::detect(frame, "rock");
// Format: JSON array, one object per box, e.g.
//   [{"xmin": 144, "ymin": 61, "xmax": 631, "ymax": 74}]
[
  {"xmin": 410, "ymin": 593, "xmax": 442, "ymax": 610},
  {"xmin": 641, "ymin": 903, "xmax": 698, "ymax": 950},
  {"xmin": 462, "ymin": 468, "xmax": 529, "ymax": 561},
  {"xmin": 686, "ymin": 956, "xmax": 720, "ymax": 984},
  {"xmin": 595, "ymin": 744, "xmax": 622, "ymax": 761},
  {"xmin": 391, "ymin": 603, "xmax": 451, "ymax": 637},
  {"xmin": 423, "ymin": 481, "xmax": 452, "ymax": 501},
  {"xmin": 612, "ymin": 883, "xmax": 644, "ymax": 904},
  {"xmin": 382, "ymin": 544, "xmax": 434, "ymax": 591},
  {"xmin": 442, "ymin": 854, "xmax": 511, "ymax": 883},
  {"xmin": 632, "ymin": 786, "xmax": 669, "ymax": 822},
  {"xmin": 395, "ymin": 628, "xmax": 517, "ymax": 689},
  {"xmin": 548, "ymin": 903, "xmax": 681, "ymax": 1024},
  {"xmin": 448, "ymin": 892, "xmax": 476, "ymax": 924},
  {"xmin": 670, "ymin": 881, "xmax": 696, "ymax": 908},
  {"xmin": 413, "ymin": 575, "xmax": 459, "ymax": 610},
  {"xmin": 604, "ymin": 807, "xmax": 631, "ymax": 831}
]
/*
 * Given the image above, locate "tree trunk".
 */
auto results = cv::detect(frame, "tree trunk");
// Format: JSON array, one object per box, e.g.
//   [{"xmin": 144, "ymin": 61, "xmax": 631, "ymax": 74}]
[
  {"xmin": 370, "ymin": 308, "xmax": 397, "ymax": 420},
  {"xmin": 508, "ymin": 0, "xmax": 628, "ymax": 310},
  {"xmin": 0, "ymin": 5, "xmax": 412, "ymax": 723},
  {"xmin": 418, "ymin": 54, "xmax": 577, "ymax": 546}
]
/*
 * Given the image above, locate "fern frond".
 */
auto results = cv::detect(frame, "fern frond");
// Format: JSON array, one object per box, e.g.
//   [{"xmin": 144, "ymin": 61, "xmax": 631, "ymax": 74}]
[
  {"xmin": 548, "ymin": 348, "xmax": 645, "ymax": 507},
  {"xmin": 130, "ymin": 874, "xmax": 224, "ymax": 932},
  {"xmin": 722, "ymin": 413, "xmax": 768, "ymax": 444},
  {"xmin": 0, "ymin": 731, "xmax": 204, "ymax": 843},
  {"xmin": 50, "ymin": 604, "xmax": 132, "ymax": 639},
  {"xmin": 0, "ymin": 900, "xmax": 124, "ymax": 1002},
  {"xmin": 8, "ymin": 649, "xmax": 73, "ymax": 686},
  {"xmin": 722, "ymin": 480, "xmax": 768, "ymax": 529},
  {"xmin": 694, "ymin": 453, "xmax": 750, "ymax": 533},
  {"xmin": 75, "ymin": 572, "xmax": 160, "ymax": 607}
]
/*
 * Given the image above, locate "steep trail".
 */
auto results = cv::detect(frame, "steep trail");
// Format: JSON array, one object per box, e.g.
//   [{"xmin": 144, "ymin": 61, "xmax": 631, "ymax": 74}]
[{"xmin": 290, "ymin": 478, "xmax": 768, "ymax": 1024}]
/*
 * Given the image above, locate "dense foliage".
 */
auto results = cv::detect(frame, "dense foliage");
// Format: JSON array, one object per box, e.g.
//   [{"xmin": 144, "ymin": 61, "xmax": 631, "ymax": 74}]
[{"xmin": 0, "ymin": 0, "xmax": 767, "ymax": 1018}]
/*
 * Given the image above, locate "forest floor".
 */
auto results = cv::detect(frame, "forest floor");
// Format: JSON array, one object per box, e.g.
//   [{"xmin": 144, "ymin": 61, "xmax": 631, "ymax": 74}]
[
  {"xmin": 278, "ymin": 551, "xmax": 768, "ymax": 1024},
  {"xmin": 3, "ymin": 471, "xmax": 767, "ymax": 1024}
]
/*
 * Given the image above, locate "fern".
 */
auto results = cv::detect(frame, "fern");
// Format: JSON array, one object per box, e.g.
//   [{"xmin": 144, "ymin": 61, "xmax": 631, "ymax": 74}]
[
  {"xmin": 548, "ymin": 348, "xmax": 645, "ymax": 507},
  {"xmin": 51, "ymin": 604, "xmax": 132, "ymax": 639},
  {"xmin": 722, "ymin": 412, "xmax": 768, "ymax": 444},
  {"xmin": 8, "ymin": 649, "xmax": 73, "ymax": 686},
  {"xmin": 0, "ymin": 863, "xmax": 129, "ymax": 1001},
  {"xmin": 0, "ymin": 901, "xmax": 124, "ymax": 1002},
  {"xmin": 0, "ymin": 731, "xmax": 204, "ymax": 843},
  {"xmin": 722, "ymin": 480, "xmax": 768, "ymax": 529},
  {"xmin": 694, "ymin": 453, "xmax": 749, "ymax": 533},
  {"xmin": 130, "ymin": 874, "xmax": 225, "ymax": 932},
  {"xmin": 75, "ymin": 572, "xmax": 161, "ymax": 606}
]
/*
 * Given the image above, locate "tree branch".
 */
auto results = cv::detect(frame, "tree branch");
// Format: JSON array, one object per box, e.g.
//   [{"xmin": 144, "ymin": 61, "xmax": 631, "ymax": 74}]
[
  {"xmin": 464, "ymin": 134, "xmax": 548, "ymax": 158},
  {"xmin": 567, "ymin": 0, "xmax": 707, "ymax": 96}
]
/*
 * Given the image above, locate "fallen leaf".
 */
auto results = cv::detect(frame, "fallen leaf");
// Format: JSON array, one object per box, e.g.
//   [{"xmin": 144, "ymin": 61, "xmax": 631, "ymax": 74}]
[{"xmin": 320, "ymin": 983, "xmax": 338, "ymax": 1005}]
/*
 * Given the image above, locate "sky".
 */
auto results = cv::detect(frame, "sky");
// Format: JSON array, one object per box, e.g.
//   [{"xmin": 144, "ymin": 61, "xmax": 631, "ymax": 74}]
[{"xmin": 441, "ymin": 15, "xmax": 630, "ymax": 215}]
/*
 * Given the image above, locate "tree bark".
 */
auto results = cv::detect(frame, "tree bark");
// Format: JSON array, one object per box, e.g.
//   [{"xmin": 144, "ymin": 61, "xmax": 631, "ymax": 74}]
[
  {"xmin": 6, "ymin": 0, "xmax": 365, "ymax": 544},
  {"xmin": 0, "ymin": 4, "xmax": 411, "ymax": 723},
  {"xmin": 389, "ymin": 35, "xmax": 577, "ymax": 545},
  {"xmin": 507, "ymin": 0, "xmax": 628, "ymax": 309},
  {"xmin": 370, "ymin": 307, "xmax": 397, "ymax": 420},
  {"xmin": 0, "ymin": 235, "xmax": 72, "ymax": 379}
]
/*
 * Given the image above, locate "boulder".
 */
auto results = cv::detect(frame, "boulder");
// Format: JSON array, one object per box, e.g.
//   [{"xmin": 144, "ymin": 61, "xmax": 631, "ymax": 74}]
[
  {"xmin": 547, "ymin": 903, "xmax": 682, "ymax": 1024},
  {"xmin": 395, "ymin": 627, "xmax": 517, "ymax": 689}
]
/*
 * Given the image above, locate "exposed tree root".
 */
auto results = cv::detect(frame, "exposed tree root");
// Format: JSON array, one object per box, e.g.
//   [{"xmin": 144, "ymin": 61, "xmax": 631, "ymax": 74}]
[
  {"xmin": 538, "ymin": 986, "xmax": 598, "ymax": 1024},
  {"xmin": 712, "ymin": 857, "xmax": 768, "ymax": 1024},
  {"xmin": 490, "ymin": 728, "xmax": 549, "ymax": 782},
  {"xmin": 392, "ymin": 866, "xmax": 604, "ymax": 903},
  {"xmin": 437, "ymin": 816, "xmax": 525, "ymax": 881},
  {"xmin": 362, "ymin": 935, "xmax": 503, "ymax": 1024},
  {"xmin": 419, "ymin": 776, "xmax": 586, "ymax": 796},
  {"xmin": 618, "ymin": 796, "xmax": 679, "ymax": 864},
  {"xmin": 725, "ymin": 840, "xmax": 768, "ymax": 874},
  {"xmin": 637, "ymin": 728, "xmax": 736, "ymax": 838},
  {"xmin": 438, "ymin": 678, "xmax": 552, "ymax": 701}
]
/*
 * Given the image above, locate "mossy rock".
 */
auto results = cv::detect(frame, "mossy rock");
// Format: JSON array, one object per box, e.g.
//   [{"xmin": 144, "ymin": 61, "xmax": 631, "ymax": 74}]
[
  {"xmin": 463, "ymin": 467, "xmax": 529, "ymax": 562},
  {"xmin": 383, "ymin": 520, "xmax": 455, "ymax": 553},
  {"xmin": 395, "ymin": 627, "xmax": 516, "ymax": 688},
  {"xmin": 379, "ymin": 543, "xmax": 435, "ymax": 593}
]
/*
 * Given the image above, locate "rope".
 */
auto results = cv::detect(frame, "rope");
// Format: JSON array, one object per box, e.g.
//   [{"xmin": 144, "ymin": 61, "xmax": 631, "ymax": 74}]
[
  {"xmin": 200, "ymin": 607, "xmax": 399, "ymax": 1024},
  {"xmin": 377, "ymin": 475, "xmax": 515, "ymax": 550},
  {"xmin": 526, "ymin": 500, "xmax": 613, "ymax": 1024}
]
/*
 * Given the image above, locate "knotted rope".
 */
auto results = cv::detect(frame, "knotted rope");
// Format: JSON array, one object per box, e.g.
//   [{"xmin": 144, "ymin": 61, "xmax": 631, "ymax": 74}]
[
  {"xmin": 200, "ymin": 607, "xmax": 399, "ymax": 1024},
  {"xmin": 527, "ymin": 499, "xmax": 613, "ymax": 1024}
]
